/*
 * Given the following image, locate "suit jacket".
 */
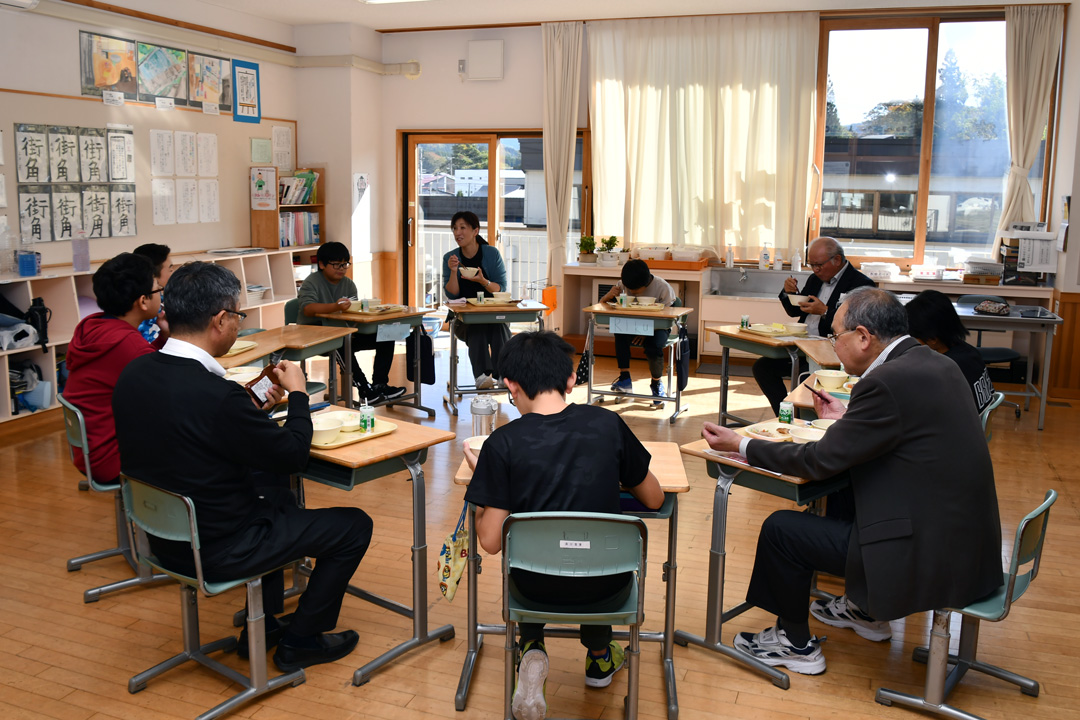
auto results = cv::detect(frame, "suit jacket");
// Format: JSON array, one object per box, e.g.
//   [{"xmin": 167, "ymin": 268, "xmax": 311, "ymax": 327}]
[
  {"xmin": 778, "ymin": 264, "xmax": 876, "ymax": 337},
  {"xmin": 746, "ymin": 339, "xmax": 1002, "ymax": 620},
  {"xmin": 113, "ymin": 353, "xmax": 313, "ymax": 547}
]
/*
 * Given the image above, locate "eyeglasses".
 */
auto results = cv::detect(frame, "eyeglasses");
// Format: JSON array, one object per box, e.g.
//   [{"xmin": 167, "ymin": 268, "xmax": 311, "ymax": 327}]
[
  {"xmin": 827, "ymin": 328, "xmax": 857, "ymax": 347},
  {"xmin": 223, "ymin": 308, "xmax": 248, "ymax": 320},
  {"xmin": 147, "ymin": 288, "xmax": 164, "ymax": 297},
  {"xmin": 808, "ymin": 256, "xmax": 837, "ymax": 271},
  {"xmin": 327, "ymin": 261, "xmax": 351, "ymax": 270}
]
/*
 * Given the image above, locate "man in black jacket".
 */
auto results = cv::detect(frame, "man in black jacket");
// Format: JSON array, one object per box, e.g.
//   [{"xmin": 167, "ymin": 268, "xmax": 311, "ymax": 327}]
[
  {"xmin": 752, "ymin": 237, "xmax": 875, "ymax": 414},
  {"xmin": 114, "ymin": 262, "xmax": 372, "ymax": 674}
]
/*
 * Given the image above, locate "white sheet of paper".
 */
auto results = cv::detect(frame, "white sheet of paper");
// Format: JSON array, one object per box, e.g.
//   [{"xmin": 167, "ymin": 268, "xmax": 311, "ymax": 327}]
[
  {"xmin": 196, "ymin": 133, "xmax": 218, "ymax": 177},
  {"xmin": 51, "ymin": 186, "xmax": 82, "ymax": 241},
  {"xmin": 79, "ymin": 132, "xmax": 107, "ymax": 182},
  {"xmin": 1057, "ymin": 222, "xmax": 1068, "ymax": 252},
  {"xmin": 108, "ymin": 132, "xmax": 135, "ymax": 182},
  {"xmin": 376, "ymin": 322, "xmax": 411, "ymax": 342},
  {"xmin": 15, "ymin": 130, "xmax": 48, "ymax": 182},
  {"xmin": 155, "ymin": 97, "xmax": 175, "ymax": 111},
  {"xmin": 611, "ymin": 316, "xmax": 656, "ymax": 335},
  {"xmin": 1017, "ymin": 237, "xmax": 1057, "ymax": 273},
  {"xmin": 48, "ymin": 129, "xmax": 79, "ymax": 183},
  {"xmin": 0, "ymin": 129, "xmax": 4, "ymax": 165},
  {"xmin": 151, "ymin": 178, "xmax": 176, "ymax": 225},
  {"xmin": 103, "ymin": 91, "xmax": 124, "ymax": 107},
  {"xmin": 110, "ymin": 187, "xmax": 136, "ymax": 237},
  {"xmin": 174, "ymin": 131, "xmax": 197, "ymax": 176},
  {"xmin": 272, "ymin": 125, "xmax": 294, "ymax": 174},
  {"xmin": 198, "ymin": 178, "xmax": 220, "ymax": 222},
  {"xmin": 202, "ymin": 102, "xmax": 220, "ymax": 115},
  {"xmin": 0, "ymin": 175, "xmax": 6, "ymax": 208},
  {"xmin": 176, "ymin": 178, "xmax": 198, "ymax": 224},
  {"xmin": 150, "ymin": 130, "xmax": 174, "ymax": 176},
  {"xmin": 81, "ymin": 185, "xmax": 110, "ymax": 238}
]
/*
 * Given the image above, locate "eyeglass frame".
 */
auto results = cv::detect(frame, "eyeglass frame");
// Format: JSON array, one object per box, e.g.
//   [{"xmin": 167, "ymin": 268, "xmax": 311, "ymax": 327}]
[
  {"xmin": 808, "ymin": 254, "xmax": 839, "ymax": 271},
  {"xmin": 326, "ymin": 261, "xmax": 351, "ymax": 270},
  {"xmin": 827, "ymin": 327, "xmax": 858, "ymax": 347},
  {"xmin": 223, "ymin": 308, "xmax": 248, "ymax": 320}
]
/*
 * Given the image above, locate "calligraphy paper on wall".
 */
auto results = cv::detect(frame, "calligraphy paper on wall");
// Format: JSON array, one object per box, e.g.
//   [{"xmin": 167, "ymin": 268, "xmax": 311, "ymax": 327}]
[
  {"xmin": 79, "ymin": 128, "xmax": 107, "ymax": 183},
  {"xmin": 51, "ymin": 185, "xmax": 83, "ymax": 242},
  {"xmin": 15, "ymin": 124, "xmax": 48, "ymax": 183},
  {"xmin": 110, "ymin": 184, "xmax": 136, "ymax": 237},
  {"xmin": 107, "ymin": 131, "xmax": 135, "ymax": 182},
  {"xmin": 47, "ymin": 127, "xmax": 79, "ymax": 184},
  {"xmin": 81, "ymin": 184, "xmax": 110, "ymax": 239},
  {"xmin": 18, "ymin": 185, "xmax": 52, "ymax": 243}
]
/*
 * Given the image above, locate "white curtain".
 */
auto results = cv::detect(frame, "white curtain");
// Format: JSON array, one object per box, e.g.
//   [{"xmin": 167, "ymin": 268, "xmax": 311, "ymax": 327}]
[
  {"xmin": 588, "ymin": 13, "xmax": 818, "ymax": 256},
  {"xmin": 542, "ymin": 21, "xmax": 583, "ymax": 324},
  {"xmin": 996, "ymin": 4, "xmax": 1064, "ymax": 256}
]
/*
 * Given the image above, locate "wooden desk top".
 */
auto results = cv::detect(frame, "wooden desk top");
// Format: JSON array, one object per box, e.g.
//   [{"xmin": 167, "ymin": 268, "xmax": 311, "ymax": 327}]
[
  {"xmin": 584, "ymin": 303, "xmax": 693, "ymax": 320},
  {"xmin": 706, "ymin": 324, "xmax": 804, "ymax": 348},
  {"xmin": 308, "ymin": 414, "xmax": 455, "ymax": 469},
  {"xmin": 784, "ymin": 382, "xmax": 850, "ymax": 410},
  {"xmin": 217, "ymin": 325, "xmax": 357, "ymax": 369},
  {"xmin": 454, "ymin": 440, "xmax": 690, "ymax": 494},
  {"xmin": 680, "ymin": 438, "xmax": 809, "ymax": 484},
  {"xmin": 446, "ymin": 300, "xmax": 548, "ymax": 315},
  {"xmin": 793, "ymin": 337, "xmax": 841, "ymax": 368},
  {"xmin": 317, "ymin": 306, "xmax": 435, "ymax": 324}
]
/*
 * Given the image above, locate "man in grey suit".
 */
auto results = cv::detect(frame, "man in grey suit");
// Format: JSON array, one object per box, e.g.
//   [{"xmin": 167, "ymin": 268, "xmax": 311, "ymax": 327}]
[{"xmin": 703, "ymin": 287, "xmax": 1002, "ymax": 675}]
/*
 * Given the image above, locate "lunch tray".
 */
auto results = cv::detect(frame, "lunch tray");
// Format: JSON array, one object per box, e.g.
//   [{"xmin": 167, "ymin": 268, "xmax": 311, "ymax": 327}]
[
  {"xmin": 605, "ymin": 302, "xmax": 666, "ymax": 312},
  {"xmin": 741, "ymin": 325, "xmax": 808, "ymax": 338},
  {"xmin": 311, "ymin": 419, "xmax": 397, "ymax": 449},
  {"xmin": 349, "ymin": 304, "xmax": 407, "ymax": 315},
  {"xmin": 466, "ymin": 298, "xmax": 521, "ymax": 307},
  {"xmin": 223, "ymin": 340, "xmax": 258, "ymax": 357}
]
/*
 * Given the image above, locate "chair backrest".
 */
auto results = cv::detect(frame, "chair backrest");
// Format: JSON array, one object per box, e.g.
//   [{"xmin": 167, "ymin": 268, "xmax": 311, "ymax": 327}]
[
  {"xmin": 1000, "ymin": 489, "xmax": 1057, "ymax": 616},
  {"xmin": 120, "ymin": 474, "xmax": 208, "ymax": 588},
  {"xmin": 502, "ymin": 512, "xmax": 647, "ymax": 580},
  {"xmin": 957, "ymin": 294, "xmax": 1007, "ymax": 305},
  {"xmin": 238, "ymin": 327, "xmax": 266, "ymax": 337},
  {"xmin": 284, "ymin": 299, "xmax": 299, "ymax": 325},
  {"xmin": 57, "ymin": 393, "xmax": 100, "ymax": 489},
  {"xmin": 980, "ymin": 391, "xmax": 1005, "ymax": 442}
]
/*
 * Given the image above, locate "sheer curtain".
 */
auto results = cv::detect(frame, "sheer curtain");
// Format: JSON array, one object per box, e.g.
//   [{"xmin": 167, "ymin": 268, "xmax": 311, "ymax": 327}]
[
  {"xmin": 542, "ymin": 21, "xmax": 583, "ymax": 321},
  {"xmin": 588, "ymin": 13, "xmax": 818, "ymax": 256},
  {"xmin": 996, "ymin": 4, "xmax": 1064, "ymax": 256}
]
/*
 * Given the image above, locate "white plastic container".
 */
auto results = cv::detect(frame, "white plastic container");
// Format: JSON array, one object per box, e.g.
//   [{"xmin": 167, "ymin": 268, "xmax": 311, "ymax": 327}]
[
  {"xmin": 671, "ymin": 247, "xmax": 704, "ymax": 262},
  {"xmin": 725, "ymin": 247, "xmax": 734, "ymax": 268},
  {"xmin": 910, "ymin": 264, "xmax": 944, "ymax": 280},
  {"xmin": 860, "ymin": 262, "xmax": 901, "ymax": 281},
  {"xmin": 791, "ymin": 252, "xmax": 803, "ymax": 272},
  {"xmin": 759, "ymin": 245, "xmax": 771, "ymax": 270},
  {"xmin": 639, "ymin": 247, "xmax": 670, "ymax": 261}
]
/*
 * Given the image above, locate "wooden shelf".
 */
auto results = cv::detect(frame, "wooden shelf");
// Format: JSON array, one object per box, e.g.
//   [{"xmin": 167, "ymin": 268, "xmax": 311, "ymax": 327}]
[{"xmin": 251, "ymin": 168, "xmax": 326, "ymax": 250}]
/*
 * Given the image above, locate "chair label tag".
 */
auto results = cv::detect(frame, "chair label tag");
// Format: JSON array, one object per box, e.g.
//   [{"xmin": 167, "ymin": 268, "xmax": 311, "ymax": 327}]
[
  {"xmin": 560, "ymin": 540, "xmax": 590, "ymax": 549},
  {"xmin": 611, "ymin": 317, "xmax": 653, "ymax": 335}
]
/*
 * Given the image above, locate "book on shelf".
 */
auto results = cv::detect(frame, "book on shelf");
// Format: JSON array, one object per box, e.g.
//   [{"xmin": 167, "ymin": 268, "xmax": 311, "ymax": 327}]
[
  {"xmin": 278, "ymin": 211, "xmax": 321, "ymax": 247},
  {"xmin": 277, "ymin": 170, "xmax": 320, "ymax": 205}
]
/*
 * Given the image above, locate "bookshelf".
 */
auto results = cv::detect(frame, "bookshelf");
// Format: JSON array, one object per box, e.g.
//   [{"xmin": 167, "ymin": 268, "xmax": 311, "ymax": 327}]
[{"xmin": 250, "ymin": 168, "xmax": 326, "ymax": 251}]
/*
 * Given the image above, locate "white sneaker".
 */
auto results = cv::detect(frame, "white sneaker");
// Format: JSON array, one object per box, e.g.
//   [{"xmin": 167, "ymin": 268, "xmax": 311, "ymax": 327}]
[
  {"xmin": 733, "ymin": 625, "xmax": 826, "ymax": 675},
  {"xmin": 810, "ymin": 595, "xmax": 892, "ymax": 642},
  {"xmin": 475, "ymin": 373, "xmax": 497, "ymax": 390},
  {"xmin": 512, "ymin": 646, "xmax": 548, "ymax": 720}
]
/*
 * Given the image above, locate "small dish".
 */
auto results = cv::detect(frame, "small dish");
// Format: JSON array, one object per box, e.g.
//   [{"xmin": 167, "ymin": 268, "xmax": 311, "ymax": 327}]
[
  {"xmin": 843, "ymin": 379, "xmax": 859, "ymax": 392},
  {"xmin": 789, "ymin": 426, "xmax": 826, "ymax": 444},
  {"xmin": 311, "ymin": 416, "xmax": 343, "ymax": 445},
  {"xmin": 459, "ymin": 267, "xmax": 480, "ymax": 278},
  {"xmin": 322, "ymin": 410, "xmax": 362, "ymax": 433},
  {"xmin": 492, "ymin": 291, "xmax": 512, "ymax": 302},
  {"xmin": 784, "ymin": 323, "xmax": 808, "ymax": 335},
  {"xmin": 811, "ymin": 418, "xmax": 837, "ymax": 431},
  {"xmin": 787, "ymin": 294, "xmax": 810, "ymax": 304}
]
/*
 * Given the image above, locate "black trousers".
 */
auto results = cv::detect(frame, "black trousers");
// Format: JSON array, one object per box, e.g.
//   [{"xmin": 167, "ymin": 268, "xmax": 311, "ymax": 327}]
[
  {"xmin": 745, "ymin": 510, "xmax": 850, "ymax": 631},
  {"xmin": 153, "ymin": 486, "xmax": 373, "ymax": 638},
  {"xmin": 512, "ymin": 569, "xmax": 632, "ymax": 652},
  {"xmin": 342, "ymin": 335, "xmax": 395, "ymax": 387},
  {"xmin": 465, "ymin": 324, "xmax": 512, "ymax": 379},
  {"xmin": 752, "ymin": 356, "xmax": 809, "ymax": 415},
  {"xmin": 614, "ymin": 329, "xmax": 670, "ymax": 379}
]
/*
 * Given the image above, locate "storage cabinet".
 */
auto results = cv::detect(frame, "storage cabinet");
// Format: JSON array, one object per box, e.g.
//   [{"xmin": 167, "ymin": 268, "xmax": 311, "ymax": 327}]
[{"xmin": 249, "ymin": 169, "xmax": 326, "ymax": 251}]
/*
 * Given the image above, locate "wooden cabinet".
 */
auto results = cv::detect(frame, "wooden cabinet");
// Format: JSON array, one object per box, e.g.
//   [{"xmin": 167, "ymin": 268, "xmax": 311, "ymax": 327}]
[{"xmin": 250, "ymin": 169, "xmax": 326, "ymax": 251}]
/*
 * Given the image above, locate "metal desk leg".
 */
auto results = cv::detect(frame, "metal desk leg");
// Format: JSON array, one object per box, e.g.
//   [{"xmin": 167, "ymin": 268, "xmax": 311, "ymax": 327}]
[
  {"xmin": 662, "ymin": 497, "xmax": 680, "ymax": 720},
  {"xmin": 455, "ymin": 504, "xmax": 483, "ymax": 711},
  {"xmin": 787, "ymin": 347, "xmax": 801, "ymax": 391},
  {"xmin": 667, "ymin": 326, "xmax": 684, "ymax": 424},
  {"xmin": 391, "ymin": 327, "xmax": 436, "ymax": 417},
  {"xmin": 444, "ymin": 317, "xmax": 460, "ymax": 416},
  {"xmin": 1038, "ymin": 329, "xmax": 1053, "ymax": 430},
  {"xmin": 673, "ymin": 467, "xmax": 790, "ymax": 689},
  {"xmin": 353, "ymin": 452, "xmax": 456, "ymax": 686},
  {"xmin": 719, "ymin": 346, "xmax": 754, "ymax": 428}
]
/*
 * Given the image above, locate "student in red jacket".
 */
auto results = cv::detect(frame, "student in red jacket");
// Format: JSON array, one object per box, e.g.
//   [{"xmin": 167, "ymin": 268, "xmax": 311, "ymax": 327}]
[{"xmin": 64, "ymin": 253, "xmax": 163, "ymax": 483}]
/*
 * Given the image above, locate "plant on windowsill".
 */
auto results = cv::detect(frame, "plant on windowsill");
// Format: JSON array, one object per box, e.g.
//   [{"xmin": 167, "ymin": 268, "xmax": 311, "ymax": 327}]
[
  {"xmin": 578, "ymin": 235, "xmax": 597, "ymax": 264},
  {"xmin": 598, "ymin": 235, "xmax": 627, "ymax": 266}
]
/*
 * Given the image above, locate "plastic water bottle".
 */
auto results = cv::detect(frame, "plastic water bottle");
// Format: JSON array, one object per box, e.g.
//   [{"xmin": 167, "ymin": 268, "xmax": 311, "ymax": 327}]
[
  {"xmin": 725, "ymin": 246, "xmax": 734, "ymax": 268},
  {"xmin": 792, "ymin": 252, "xmax": 803, "ymax": 272}
]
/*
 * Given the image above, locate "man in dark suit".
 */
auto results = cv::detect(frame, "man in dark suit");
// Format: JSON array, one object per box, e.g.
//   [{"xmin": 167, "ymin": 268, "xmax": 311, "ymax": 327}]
[
  {"xmin": 114, "ymin": 262, "xmax": 373, "ymax": 674},
  {"xmin": 752, "ymin": 237, "xmax": 876, "ymax": 414},
  {"xmin": 703, "ymin": 287, "xmax": 1001, "ymax": 675}
]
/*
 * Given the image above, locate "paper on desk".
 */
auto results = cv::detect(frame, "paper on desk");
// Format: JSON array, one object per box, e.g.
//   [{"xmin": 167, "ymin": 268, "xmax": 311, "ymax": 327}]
[{"xmin": 705, "ymin": 448, "xmax": 785, "ymax": 478}]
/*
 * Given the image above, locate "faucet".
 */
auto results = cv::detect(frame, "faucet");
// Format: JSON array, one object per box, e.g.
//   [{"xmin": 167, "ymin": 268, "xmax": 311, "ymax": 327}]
[{"xmin": 739, "ymin": 268, "xmax": 749, "ymax": 283}]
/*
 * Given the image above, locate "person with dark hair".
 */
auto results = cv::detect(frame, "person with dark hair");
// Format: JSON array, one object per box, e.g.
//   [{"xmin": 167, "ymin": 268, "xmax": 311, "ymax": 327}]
[
  {"xmin": 442, "ymin": 211, "xmax": 510, "ymax": 389},
  {"xmin": 753, "ymin": 237, "xmax": 876, "ymax": 414},
  {"xmin": 113, "ymin": 262, "xmax": 373, "ymax": 673},
  {"xmin": 463, "ymin": 331, "xmax": 663, "ymax": 720},
  {"xmin": 64, "ymin": 253, "xmax": 163, "ymax": 483},
  {"xmin": 133, "ymin": 243, "xmax": 174, "ymax": 345},
  {"xmin": 701, "ymin": 287, "xmax": 1001, "ymax": 676},
  {"xmin": 905, "ymin": 289, "xmax": 994, "ymax": 413},
  {"xmin": 598, "ymin": 258, "xmax": 677, "ymax": 404},
  {"xmin": 297, "ymin": 241, "xmax": 404, "ymax": 404}
]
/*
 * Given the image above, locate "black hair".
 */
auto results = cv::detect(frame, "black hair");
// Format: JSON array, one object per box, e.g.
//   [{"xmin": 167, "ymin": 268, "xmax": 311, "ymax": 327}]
[
  {"xmin": 451, "ymin": 210, "xmax": 487, "ymax": 245},
  {"xmin": 163, "ymin": 262, "xmax": 242, "ymax": 335},
  {"xmin": 132, "ymin": 243, "xmax": 171, "ymax": 276},
  {"xmin": 621, "ymin": 259, "xmax": 652, "ymax": 290},
  {"xmin": 840, "ymin": 287, "xmax": 908, "ymax": 341},
  {"xmin": 905, "ymin": 289, "xmax": 968, "ymax": 348},
  {"xmin": 92, "ymin": 253, "xmax": 154, "ymax": 316},
  {"xmin": 316, "ymin": 241, "xmax": 351, "ymax": 265},
  {"xmin": 497, "ymin": 331, "xmax": 575, "ymax": 400}
]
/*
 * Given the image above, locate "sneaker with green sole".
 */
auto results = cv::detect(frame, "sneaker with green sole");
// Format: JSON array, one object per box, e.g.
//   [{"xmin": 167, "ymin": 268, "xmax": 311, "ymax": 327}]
[
  {"xmin": 584, "ymin": 641, "xmax": 626, "ymax": 688},
  {"xmin": 512, "ymin": 641, "xmax": 548, "ymax": 720}
]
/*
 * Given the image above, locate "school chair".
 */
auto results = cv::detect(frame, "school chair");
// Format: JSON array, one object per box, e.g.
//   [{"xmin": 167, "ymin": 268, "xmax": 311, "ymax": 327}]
[
  {"xmin": 121, "ymin": 474, "xmax": 306, "ymax": 720},
  {"xmin": 980, "ymin": 391, "xmax": 1005, "ymax": 443},
  {"xmin": 502, "ymin": 512, "xmax": 648, "ymax": 720},
  {"xmin": 876, "ymin": 489, "xmax": 1057, "ymax": 720},
  {"xmin": 59, "ymin": 394, "xmax": 169, "ymax": 602},
  {"xmin": 282, "ymin": 298, "xmax": 330, "ymax": 397}
]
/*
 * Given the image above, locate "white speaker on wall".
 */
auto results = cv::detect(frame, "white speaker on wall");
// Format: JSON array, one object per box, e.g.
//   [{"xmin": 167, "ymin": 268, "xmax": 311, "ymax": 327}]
[
  {"xmin": 0, "ymin": 0, "xmax": 40, "ymax": 10},
  {"xmin": 465, "ymin": 40, "xmax": 503, "ymax": 81}
]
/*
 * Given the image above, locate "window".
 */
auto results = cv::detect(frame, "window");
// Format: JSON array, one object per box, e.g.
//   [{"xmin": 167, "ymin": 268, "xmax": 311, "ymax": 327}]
[{"xmin": 817, "ymin": 16, "xmax": 1054, "ymax": 267}]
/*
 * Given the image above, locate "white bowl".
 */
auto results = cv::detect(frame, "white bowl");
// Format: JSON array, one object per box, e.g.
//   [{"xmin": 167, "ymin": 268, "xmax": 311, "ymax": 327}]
[
  {"xmin": 811, "ymin": 418, "xmax": 837, "ymax": 430},
  {"xmin": 322, "ymin": 410, "xmax": 362, "ymax": 433},
  {"xmin": 789, "ymin": 426, "xmax": 826, "ymax": 444},
  {"xmin": 843, "ymin": 379, "xmax": 859, "ymax": 392},
  {"xmin": 784, "ymin": 323, "xmax": 808, "ymax": 334},
  {"xmin": 815, "ymin": 369, "xmax": 848, "ymax": 389},
  {"xmin": 459, "ymin": 266, "xmax": 479, "ymax": 278},
  {"xmin": 311, "ymin": 416, "xmax": 343, "ymax": 445},
  {"xmin": 464, "ymin": 435, "xmax": 488, "ymax": 453},
  {"xmin": 634, "ymin": 296, "xmax": 656, "ymax": 305},
  {"xmin": 787, "ymin": 294, "xmax": 810, "ymax": 304},
  {"xmin": 492, "ymin": 291, "xmax": 512, "ymax": 301}
]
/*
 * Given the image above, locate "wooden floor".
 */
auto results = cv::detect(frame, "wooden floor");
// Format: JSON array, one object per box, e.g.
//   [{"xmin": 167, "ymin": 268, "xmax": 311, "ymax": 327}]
[{"xmin": 1, "ymin": 341, "xmax": 1078, "ymax": 720}]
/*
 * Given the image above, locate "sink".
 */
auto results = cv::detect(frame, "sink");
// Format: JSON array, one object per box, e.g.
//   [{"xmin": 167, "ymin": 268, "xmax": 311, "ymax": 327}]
[{"xmin": 710, "ymin": 267, "xmax": 813, "ymax": 297}]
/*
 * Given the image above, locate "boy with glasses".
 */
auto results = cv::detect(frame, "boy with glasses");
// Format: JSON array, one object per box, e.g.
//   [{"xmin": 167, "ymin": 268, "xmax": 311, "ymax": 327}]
[{"xmin": 297, "ymin": 241, "xmax": 405, "ymax": 404}]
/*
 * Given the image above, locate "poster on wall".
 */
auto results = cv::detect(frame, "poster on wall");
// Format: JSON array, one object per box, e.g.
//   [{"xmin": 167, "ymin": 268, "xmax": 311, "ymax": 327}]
[
  {"xmin": 149, "ymin": 129, "xmax": 175, "ymax": 176},
  {"xmin": 17, "ymin": 185, "xmax": 52, "ymax": 243},
  {"xmin": 197, "ymin": 133, "xmax": 218, "ymax": 177},
  {"xmin": 151, "ymin": 178, "xmax": 177, "ymax": 225},
  {"xmin": 81, "ymin": 185, "xmax": 111, "ymax": 239},
  {"xmin": 47, "ymin": 126, "xmax": 79, "ymax": 183},
  {"xmin": 176, "ymin": 178, "xmax": 198, "ymax": 224},
  {"xmin": 198, "ymin": 178, "xmax": 220, "ymax": 223},
  {"xmin": 175, "ymin": 131, "xmax": 197, "ymax": 177},
  {"xmin": 250, "ymin": 166, "xmax": 276, "ymax": 210},
  {"xmin": 110, "ymin": 184, "xmax": 136, "ymax": 237},
  {"xmin": 80, "ymin": 31, "xmax": 138, "ymax": 99},
  {"xmin": 51, "ymin": 184, "xmax": 83, "ymax": 242},
  {"xmin": 232, "ymin": 60, "xmax": 261, "ymax": 124},
  {"xmin": 188, "ymin": 53, "xmax": 232, "ymax": 112},
  {"xmin": 79, "ymin": 128, "xmax": 107, "ymax": 182},
  {"xmin": 107, "ymin": 130, "xmax": 136, "ymax": 182},
  {"xmin": 15, "ymin": 124, "xmax": 48, "ymax": 183},
  {"xmin": 137, "ymin": 43, "xmax": 188, "ymax": 104}
]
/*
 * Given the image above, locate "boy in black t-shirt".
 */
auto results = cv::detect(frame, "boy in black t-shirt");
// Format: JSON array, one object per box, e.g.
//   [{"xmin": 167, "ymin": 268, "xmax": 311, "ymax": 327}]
[{"xmin": 464, "ymin": 331, "xmax": 663, "ymax": 720}]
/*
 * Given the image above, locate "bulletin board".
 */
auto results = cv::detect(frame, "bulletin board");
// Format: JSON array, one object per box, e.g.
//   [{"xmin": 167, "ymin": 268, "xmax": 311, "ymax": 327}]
[{"xmin": 0, "ymin": 87, "xmax": 297, "ymax": 267}]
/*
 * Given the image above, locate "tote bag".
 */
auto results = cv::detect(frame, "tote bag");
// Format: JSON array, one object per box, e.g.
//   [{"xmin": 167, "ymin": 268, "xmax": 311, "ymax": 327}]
[{"xmin": 437, "ymin": 502, "xmax": 469, "ymax": 602}]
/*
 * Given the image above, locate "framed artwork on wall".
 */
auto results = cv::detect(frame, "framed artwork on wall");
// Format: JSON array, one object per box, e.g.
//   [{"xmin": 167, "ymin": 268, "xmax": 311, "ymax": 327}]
[{"xmin": 232, "ymin": 60, "xmax": 261, "ymax": 124}]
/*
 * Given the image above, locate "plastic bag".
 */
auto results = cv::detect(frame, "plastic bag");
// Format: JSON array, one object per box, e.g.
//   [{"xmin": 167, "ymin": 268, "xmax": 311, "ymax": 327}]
[{"xmin": 436, "ymin": 502, "xmax": 469, "ymax": 602}]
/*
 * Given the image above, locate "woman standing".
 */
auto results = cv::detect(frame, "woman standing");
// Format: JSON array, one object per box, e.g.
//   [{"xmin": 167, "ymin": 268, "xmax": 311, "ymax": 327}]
[{"xmin": 442, "ymin": 211, "xmax": 510, "ymax": 388}]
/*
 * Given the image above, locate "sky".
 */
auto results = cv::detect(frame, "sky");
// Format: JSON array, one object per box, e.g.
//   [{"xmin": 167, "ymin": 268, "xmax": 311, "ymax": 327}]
[{"xmin": 829, "ymin": 21, "xmax": 1007, "ymax": 127}]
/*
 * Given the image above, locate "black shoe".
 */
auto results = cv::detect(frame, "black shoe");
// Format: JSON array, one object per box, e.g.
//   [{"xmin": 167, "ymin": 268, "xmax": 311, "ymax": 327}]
[
  {"xmin": 236, "ymin": 613, "xmax": 292, "ymax": 659},
  {"xmin": 273, "ymin": 630, "xmax": 360, "ymax": 672},
  {"xmin": 354, "ymin": 383, "xmax": 386, "ymax": 404},
  {"xmin": 373, "ymin": 383, "xmax": 406, "ymax": 400}
]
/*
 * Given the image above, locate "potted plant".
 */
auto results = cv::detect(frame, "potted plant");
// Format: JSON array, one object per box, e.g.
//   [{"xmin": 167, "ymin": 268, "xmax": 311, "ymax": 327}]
[
  {"xmin": 577, "ymin": 235, "xmax": 597, "ymax": 264},
  {"xmin": 598, "ymin": 235, "xmax": 622, "ymax": 266}
]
